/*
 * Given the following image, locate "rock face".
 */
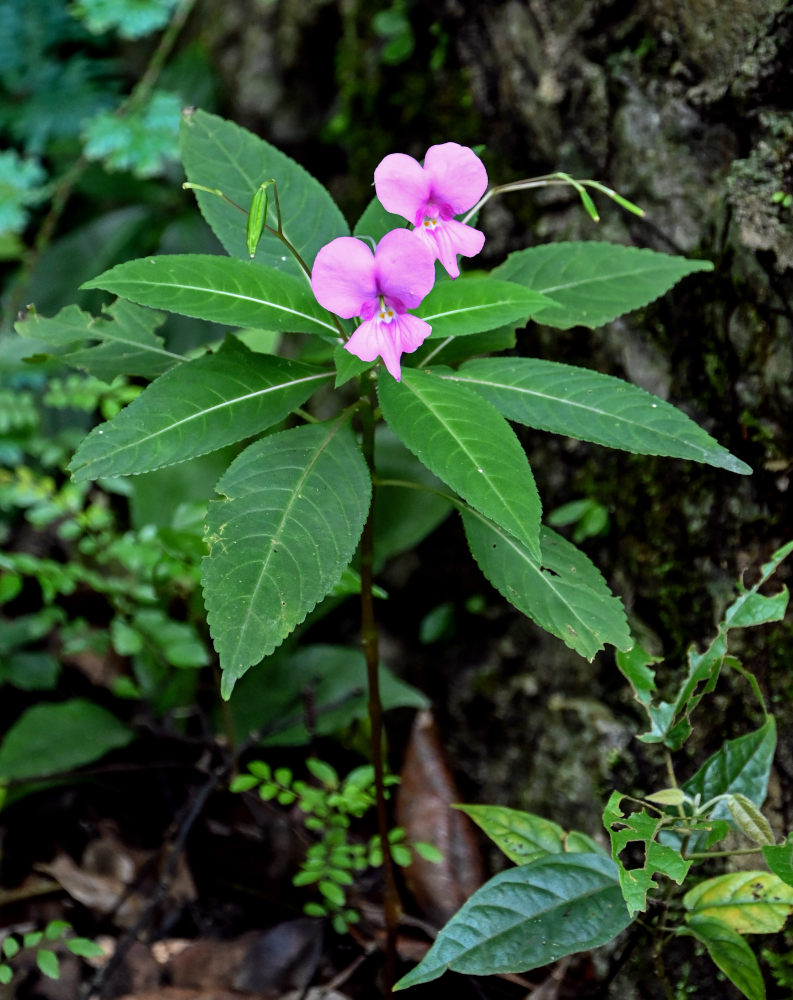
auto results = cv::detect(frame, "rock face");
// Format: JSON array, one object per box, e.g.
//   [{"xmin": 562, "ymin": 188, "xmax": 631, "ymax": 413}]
[{"xmin": 394, "ymin": 1, "xmax": 790, "ymax": 627}]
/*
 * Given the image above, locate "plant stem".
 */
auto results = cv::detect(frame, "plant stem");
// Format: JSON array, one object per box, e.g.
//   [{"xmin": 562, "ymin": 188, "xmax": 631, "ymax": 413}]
[
  {"xmin": 358, "ymin": 373, "xmax": 400, "ymax": 991},
  {"xmin": 652, "ymin": 937, "xmax": 676, "ymax": 1000},
  {"xmin": 126, "ymin": 0, "xmax": 196, "ymax": 114},
  {"xmin": 685, "ymin": 846, "xmax": 764, "ymax": 860}
]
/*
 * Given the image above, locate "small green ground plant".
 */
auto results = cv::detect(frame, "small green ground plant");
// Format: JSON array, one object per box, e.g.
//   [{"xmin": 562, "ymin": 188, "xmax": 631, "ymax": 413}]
[
  {"xmin": 0, "ymin": 919, "xmax": 103, "ymax": 991},
  {"xmin": 232, "ymin": 757, "xmax": 440, "ymax": 933}
]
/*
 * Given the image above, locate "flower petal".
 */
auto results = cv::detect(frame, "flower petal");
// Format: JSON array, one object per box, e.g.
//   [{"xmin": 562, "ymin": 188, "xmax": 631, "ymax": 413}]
[
  {"xmin": 345, "ymin": 317, "xmax": 382, "ymax": 363},
  {"xmin": 311, "ymin": 237, "xmax": 377, "ymax": 318},
  {"xmin": 393, "ymin": 312, "xmax": 432, "ymax": 354},
  {"xmin": 374, "ymin": 153, "xmax": 431, "ymax": 226},
  {"xmin": 415, "ymin": 219, "xmax": 486, "ymax": 278},
  {"xmin": 344, "ymin": 312, "xmax": 432, "ymax": 382},
  {"xmin": 424, "ymin": 143, "xmax": 488, "ymax": 215},
  {"xmin": 345, "ymin": 318, "xmax": 402, "ymax": 380},
  {"xmin": 374, "ymin": 229, "xmax": 436, "ymax": 309},
  {"xmin": 375, "ymin": 325, "xmax": 404, "ymax": 382}
]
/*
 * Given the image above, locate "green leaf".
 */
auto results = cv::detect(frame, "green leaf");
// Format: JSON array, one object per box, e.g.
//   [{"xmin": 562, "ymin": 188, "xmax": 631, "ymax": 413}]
[
  {"xmin": 0, "ymin": 965, "xmax": 12, "ymax": 985},
  {"xmin": 180, "ymin": 109, "xmax": 349, "ymax": 275},
  {"xmin": 444, "ymin": 357, "xmax": 751, "ymax": 475},
  {"xmin": 682, "ymin": 916, "xmax": 766, "ymax": 1000},
  {"xmin": 15, "ymin": 299, "xmax": 181, "ymax": 380},
  {"xmin": 65, "ymin": 938, "xmax": 105, "ymax": 959},
  {"xmin": 72, "ymin": 0, "xmax": 178, "ymax": 38},
  {"xmin": 412, "ymin": 842, "xmax": 443, "ymax": 863},
  {"xmin": 724, "ymin": 540, "xmax": 793, "ymax": 628},
  {"xmin": 230, "ymin": 774, "xmax": 259, "ymax": 793},
  {"xmin": 0, "ymin": 150, "xmax": 47, "ymax": 234},
  {"xmin": 615, "ymin": 644, "xmax": 664, "ymax": 723},
  {"xmin": 684, "ymin": 872, "xmax": 793, "ymax": 934},
  {"xmin": 414, "ymin": 326, "xmax": 517, "ymax": 368},
  {"xmin": 415, "ymin": 278, "xmax": 554, "ymax": 339},
  {"xmin": 43, "ymin": 921, "xmax": 69, "ymax": 940},
  {"xmin": 603, "ymin": 791, "xmax": 691, "ymax": 915},
  {"xmin": 0, "ymin": 699, "xmax": 133, "ymax": 782},
  {"xmin": 353, "ymin": 195, "xmax": 405, "ymax": 246},
  {"xmin": 132, "ymin": 609, "xmax": 209, "ymax": 668},
  {"xmin": 394, "ymin": 853, "xmax": 631, "ymax": 989},
  {"xmin": 462, "ymin": 517, "xmax": 632, "ymax": 660},
  {"xmin": 682, "ymin": 720, "xmax": 777, "ymax": 832},
  {"xmin": 319, "ymin": 879, "xmax": 346, "ymax": 907},
  {"xmin": 306, "ymin": 758, "xmax": 338, "ymax": 786},
  {"xmin": 665, "ymin": 631, "xmax": 729, "ymax": 750},
  {"xmin": 455, "ymin": 804, "xmax": 605, "ymax": 865},
  {"xmin": 333, "ymin": 344, "xmax": 371, "ymax": 386},
  {"xmin": 70, "ymin": 351, "xmax": 331, "ymax": 480},
  {"xmin": 379, "ymin": 368, "xmax": 542, "ymax": 560},
  {"xmin": 203, "ymin": 421, "xmax": 371, "ymax": 696},
  {"xmin": 0, "ymin": 652, "xmax": 61, "ymax": 692},
  {"xmin": 228, "ymin": 644, "xmax": 428, "ymax": 746},
  {"xmin": 725, "ymin": 589, "xmax": 789, "ymax": 629},
  {"xmin": 83, "ymin": 90, "xmax": 181, "ymax": 178},
  {"xmin": 2, "ymin": 938, "xmax": 20, "ymax": 959},
  {"xmin": 36, "ymin": 949, "xmax": 59, "ymax": 980},
  {"xmin": 81, "ymin": 255, "xmax": 338, "ymax": 340},
  {"xmin": 763, "ymin": 835, "xmax": 793, "ymax": 888},
  {"xmin": 372, "ymin": 425, "xmax": 452, "ymax": 569},
  {"xmin": 645, "ymin": 788, "xmax": 687, "ymax": 807},
  {"xmin": 493, "ymin": 242, "xmax": 714, "ymax": 329},
  {"xmin": 620, "ymin": 631, "xmax": 730, "ymax": 750}
]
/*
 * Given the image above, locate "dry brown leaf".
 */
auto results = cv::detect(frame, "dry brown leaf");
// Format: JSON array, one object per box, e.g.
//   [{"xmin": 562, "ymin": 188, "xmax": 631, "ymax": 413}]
[
  {"xmin": 396, "ymin": 709, "xmax": 484, "ymax": 925},
  {"xmin": 36, "ymin": 853, "xmax": 143, "ymax": 926},
  {"xmin": 36, "ymin": 825, "xmax": 196, "ymax": 928}
]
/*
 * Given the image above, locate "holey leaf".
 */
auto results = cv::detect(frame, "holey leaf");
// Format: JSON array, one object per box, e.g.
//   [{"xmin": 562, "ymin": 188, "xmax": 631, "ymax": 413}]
[
  {"xmin": 82, "ymin": 255, "xmax": 339, "ymax": 340},
  {"xmin": 378, "ymin": 367, "xmax": 542, "ymax": 560},
  {"xmin": 415, "ymin": 278, "xmax": 555, "ymax": 340},
  {"xmin": 493, "ymin": 242, "xmax": 713, "ymax": 330},
  {"xmin": 180, "ymin": 109, "xmax": 349, "ymax": 276},
  {"xmin": 603, "ymin": 791, "xmax": 691, "ymax": 916},
  {"xmin": 394, "ymin": 852, "xmax": 632, "ymax": 989},
  {"xmin": 70, "ymin": 351, "xmax": 332, "ymax": 480},
  {"xmin": 442, "ymin": 357, "xmax": 750, "ymax": 475},
  {"xmin": 202, "ymin": 419, "xmax": 371, "ymax": 697},
  {"xmin": 462, "ymin": 516, "xmax": 632, "ymax": 660}
]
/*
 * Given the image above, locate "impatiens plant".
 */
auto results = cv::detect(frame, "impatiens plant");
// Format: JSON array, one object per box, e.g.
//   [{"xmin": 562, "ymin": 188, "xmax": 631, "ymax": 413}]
[{"xmin": 14, "ymin": 109, "xmax": 756, "ymax": 991}]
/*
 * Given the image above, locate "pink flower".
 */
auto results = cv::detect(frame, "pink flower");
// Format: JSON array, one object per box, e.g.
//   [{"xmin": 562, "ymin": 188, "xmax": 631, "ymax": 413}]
[
  {"xmin": 374, "ymin": 142, "xmax": 488, "ymax": 278},
  {"xmin": 311, "ymin": 229, "xmax": 436, "ymax": 381}
]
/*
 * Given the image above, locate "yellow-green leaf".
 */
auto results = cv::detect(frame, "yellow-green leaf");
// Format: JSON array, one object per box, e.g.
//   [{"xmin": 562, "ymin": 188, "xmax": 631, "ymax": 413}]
[{"xmin": 684, "ymin": 872, "xmax": 793, "ymax": 934}]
